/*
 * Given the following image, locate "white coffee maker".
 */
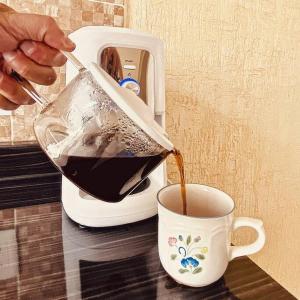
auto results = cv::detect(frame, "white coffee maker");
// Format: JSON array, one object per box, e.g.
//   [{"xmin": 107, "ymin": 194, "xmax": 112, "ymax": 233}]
[{"xmin": 62, "ymin": 26, "xmax": 168, "ymax": 227}]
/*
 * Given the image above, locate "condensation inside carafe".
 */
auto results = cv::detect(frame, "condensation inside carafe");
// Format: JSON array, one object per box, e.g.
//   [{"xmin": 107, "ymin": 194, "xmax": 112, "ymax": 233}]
[{"xmin": 46, "ymin": 71, "xmax": 168, "ymax": 202}]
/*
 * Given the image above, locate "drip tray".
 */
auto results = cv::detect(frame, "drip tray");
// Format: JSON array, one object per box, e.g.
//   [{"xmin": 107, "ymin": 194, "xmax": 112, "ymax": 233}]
[
  {"xmin": 78, "ymin": 177, "xmax": 151, "ymax": 199},
  {"xmin": 130, "ymin": 178, "xmax": 151, "ymax": 195}
]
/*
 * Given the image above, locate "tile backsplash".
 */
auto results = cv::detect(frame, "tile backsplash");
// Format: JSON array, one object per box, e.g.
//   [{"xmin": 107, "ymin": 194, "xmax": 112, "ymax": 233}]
[{"xmin": 0, "ymin": 0, "xmax": 125, "ymax": 143}]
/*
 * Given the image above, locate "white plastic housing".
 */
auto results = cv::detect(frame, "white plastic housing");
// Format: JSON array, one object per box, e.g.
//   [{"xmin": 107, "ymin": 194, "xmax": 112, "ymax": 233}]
[{"xmin": 62, "ymin": 26, "xmax": 167, "ymax": 227}]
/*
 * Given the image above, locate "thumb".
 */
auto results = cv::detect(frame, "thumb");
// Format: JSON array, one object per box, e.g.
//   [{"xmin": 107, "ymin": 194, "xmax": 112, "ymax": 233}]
[{"xmin": 3, "ymin": 12, "xmax": 75, "ymax": 51}]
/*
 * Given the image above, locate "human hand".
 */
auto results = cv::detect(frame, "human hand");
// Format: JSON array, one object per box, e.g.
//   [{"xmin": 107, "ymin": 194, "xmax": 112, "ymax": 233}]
[{"xmin": 0, "ymin": 4, "xmax": 75, "ymax": 110}]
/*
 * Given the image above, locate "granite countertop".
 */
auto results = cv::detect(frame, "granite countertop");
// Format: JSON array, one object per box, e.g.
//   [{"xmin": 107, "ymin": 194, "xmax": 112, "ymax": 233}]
[{"xmin": 0, "ymin": 144, "xmax": 296, "ymax": 300}]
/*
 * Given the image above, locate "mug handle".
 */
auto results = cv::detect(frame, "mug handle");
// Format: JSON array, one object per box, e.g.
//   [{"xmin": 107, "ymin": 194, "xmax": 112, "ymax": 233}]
[{"xmin": 229, "ymin": 217, "xmax": 266, "ymax": 261}]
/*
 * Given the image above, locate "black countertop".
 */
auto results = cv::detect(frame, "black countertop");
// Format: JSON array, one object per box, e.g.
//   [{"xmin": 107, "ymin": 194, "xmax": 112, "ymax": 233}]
[
  {"xmin": 0, "ymin": 144, "xmax": 61, "ymax": 208},
  {"xmin": 0, "ymin": 144, "xmax": 296, "ymax": 299}
]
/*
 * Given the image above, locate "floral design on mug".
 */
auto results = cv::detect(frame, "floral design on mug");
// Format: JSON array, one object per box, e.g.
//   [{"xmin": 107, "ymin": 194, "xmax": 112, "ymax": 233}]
[{"xmin": 169, "ymin": 234, "xmax": 207, "ymax": 274}]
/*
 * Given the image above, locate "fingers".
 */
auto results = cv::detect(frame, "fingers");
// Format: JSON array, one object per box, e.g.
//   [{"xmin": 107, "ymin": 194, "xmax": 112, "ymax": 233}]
[
  {"xmin": 20, "ymin": 41, "xmax": 67, "ymax": 67},
  {"xmin": 5, "ymin": 13, "xmax": 75, "ymax": 51},
  {"xmin": 3, "ymin": 50, "xmax": 57, "ymax": 85},
  {"xmin": 0, "ymin": 71, "xmax": 34, "ymax": 106},
  {"xmin": 0, "ymin": 4, "xmax": 15, "ymax": 13},
  {"xmin": 0, "ymin": 94, "xmax": 20, "ymax": 110}
]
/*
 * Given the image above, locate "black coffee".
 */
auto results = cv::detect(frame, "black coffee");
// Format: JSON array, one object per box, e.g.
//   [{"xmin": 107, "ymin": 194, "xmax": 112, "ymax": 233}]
[{"xmin": 59, "ymin": 151, "xmax": 169, "ymax": 202}]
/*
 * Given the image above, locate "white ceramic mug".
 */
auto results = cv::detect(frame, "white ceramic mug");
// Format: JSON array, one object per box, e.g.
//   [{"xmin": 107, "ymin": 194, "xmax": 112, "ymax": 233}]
[{"xmin": 157, "ymin": 184, "xmax": 266, "ymax": 287}]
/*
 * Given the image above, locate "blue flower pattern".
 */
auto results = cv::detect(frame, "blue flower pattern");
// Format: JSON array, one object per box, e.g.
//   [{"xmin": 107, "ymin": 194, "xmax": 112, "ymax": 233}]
[
  {"xmin": 181, "ymin": 257, "xmax": 199, "ymax": 268},
  {"xmin": 168, "ymin": 234, "xmax": 207, "ymax": 274}
]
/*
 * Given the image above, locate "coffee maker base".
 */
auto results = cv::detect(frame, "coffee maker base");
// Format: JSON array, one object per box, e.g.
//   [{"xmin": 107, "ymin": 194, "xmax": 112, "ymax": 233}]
[{"xmin": 61, "ymin": 174, "xmax": 162, "ymax": 227}]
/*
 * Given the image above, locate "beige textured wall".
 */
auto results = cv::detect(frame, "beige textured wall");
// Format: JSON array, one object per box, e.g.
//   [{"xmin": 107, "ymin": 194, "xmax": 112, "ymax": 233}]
[
  {"xmin": 0, "ymin": 0, "xmax": 124, "ymax": 143},
  {"xmin": 127, "ymin": 0, "xmax": 300, "ymax": 297}
]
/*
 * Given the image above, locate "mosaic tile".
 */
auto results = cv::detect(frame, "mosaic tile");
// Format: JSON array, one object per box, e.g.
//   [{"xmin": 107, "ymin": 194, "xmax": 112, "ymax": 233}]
[
  {"xmin": 0, "ymin": 208, "xmax": 15, "ymax": 230},
  {"xmin": 0, "ymin": 115, "xmax": 11, "ymax": 142}
]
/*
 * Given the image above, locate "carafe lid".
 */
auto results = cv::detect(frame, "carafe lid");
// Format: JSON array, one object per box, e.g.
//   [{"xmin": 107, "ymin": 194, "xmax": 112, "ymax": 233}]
[{"xmin": 89, "ymin": 62, "xmax": 174, "ymax": 151}]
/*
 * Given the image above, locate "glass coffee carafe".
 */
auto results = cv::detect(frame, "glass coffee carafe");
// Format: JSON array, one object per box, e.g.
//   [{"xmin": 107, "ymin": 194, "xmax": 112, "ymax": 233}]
[{"xmin": 15, "ymin": 55, "xmax": 174, "ymax": 203}]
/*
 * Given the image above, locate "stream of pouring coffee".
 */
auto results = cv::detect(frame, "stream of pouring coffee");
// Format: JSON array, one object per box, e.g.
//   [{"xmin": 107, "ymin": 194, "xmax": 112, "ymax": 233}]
[{"xmin": 172, "ymin": 149, "xmax": 187, "ymax": 215}]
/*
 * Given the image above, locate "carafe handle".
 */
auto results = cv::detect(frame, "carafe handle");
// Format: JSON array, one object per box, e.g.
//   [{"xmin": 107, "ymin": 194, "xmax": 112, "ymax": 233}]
[{"xmin": 10, "ymin": 51, "xmax": 85, "ymax": 109}]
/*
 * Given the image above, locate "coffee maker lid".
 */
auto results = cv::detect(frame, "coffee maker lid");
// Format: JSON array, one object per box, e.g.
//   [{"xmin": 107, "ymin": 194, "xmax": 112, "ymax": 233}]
[{"xmin": 89, "ymin": 62, "xmax": 174, "ymax": 152}]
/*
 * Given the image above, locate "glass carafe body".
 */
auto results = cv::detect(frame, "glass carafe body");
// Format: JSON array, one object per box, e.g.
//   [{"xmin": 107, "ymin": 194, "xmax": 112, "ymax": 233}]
[{"xmin": 34, "ymin": 70, "xmax": 171, "ymax": 202}]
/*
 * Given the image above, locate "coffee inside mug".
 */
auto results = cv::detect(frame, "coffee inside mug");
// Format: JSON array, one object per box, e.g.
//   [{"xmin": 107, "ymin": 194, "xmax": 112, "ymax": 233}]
[{"xmin": 158, "ymin": 184, "xmax": 235, "ymax": 218}]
